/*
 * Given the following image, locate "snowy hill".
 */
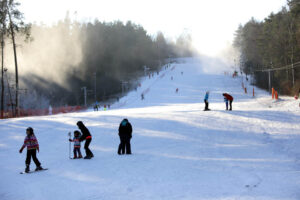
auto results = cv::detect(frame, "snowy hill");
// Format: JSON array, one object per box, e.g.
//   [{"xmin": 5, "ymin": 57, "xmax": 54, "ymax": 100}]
[{"xmin": 1, "ymin": 57, "xmax": 300, "ymax": 200}]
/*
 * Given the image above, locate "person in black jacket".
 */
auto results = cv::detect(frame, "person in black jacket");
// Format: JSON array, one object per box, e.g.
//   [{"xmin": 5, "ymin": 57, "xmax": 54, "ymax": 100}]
[
  {"xmin": 77, "ymin": 121, "xmax": 94, "ymax": 159},
  {"xmin": 118, "ymin": 119, "xmax": 132, "ymax": 155}
]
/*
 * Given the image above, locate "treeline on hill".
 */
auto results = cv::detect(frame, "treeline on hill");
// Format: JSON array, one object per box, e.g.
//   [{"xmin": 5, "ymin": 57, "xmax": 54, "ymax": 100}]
[
  {"xmin": 2, "ymin": 17, "xmax": 194, "ymax": 110},
  {"xmin": 233, "ymin": 0, "xmax": 300, "ymax": 95}
]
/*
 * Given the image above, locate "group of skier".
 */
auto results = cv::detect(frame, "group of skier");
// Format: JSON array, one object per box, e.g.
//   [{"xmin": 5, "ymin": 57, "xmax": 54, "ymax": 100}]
[
  {"xmin": 19, "ymin": 91, "xmax": 233, "ymax": 173},
  {"xmin": 19, "ymin": 118, "xmax": 132, "ymax": 173},
  {"xmin": 203, "ymin": 91, "xmax": 234, "ymax": 111}
]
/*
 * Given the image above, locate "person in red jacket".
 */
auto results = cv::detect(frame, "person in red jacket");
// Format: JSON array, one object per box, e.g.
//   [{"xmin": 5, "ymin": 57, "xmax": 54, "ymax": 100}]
[
  {"xmin": 19, "ymin": 127, "xmax": 43, "ymax": 173},
  {"xmin": 223, "ymin": 93, "xmax": 234, "ymax": 110}
]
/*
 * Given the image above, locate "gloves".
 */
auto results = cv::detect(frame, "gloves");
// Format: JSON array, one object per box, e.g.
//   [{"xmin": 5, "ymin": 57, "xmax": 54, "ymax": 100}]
[
  {"xmin": 69, "ymin": 139, "xmax": 72, "ymax": 142},
  {"xmin": 19, "ymin": 147, "xmax": 24, "ymax": 153}
]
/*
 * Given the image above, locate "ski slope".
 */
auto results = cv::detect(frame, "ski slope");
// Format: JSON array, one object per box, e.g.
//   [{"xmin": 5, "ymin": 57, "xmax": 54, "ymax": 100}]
[{"xmin": 1, "ymin": 57, "xmax": 300, "ymax": 200}]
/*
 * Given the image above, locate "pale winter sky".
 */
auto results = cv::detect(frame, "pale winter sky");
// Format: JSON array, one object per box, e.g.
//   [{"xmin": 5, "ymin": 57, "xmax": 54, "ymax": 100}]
[{"xmin": 20, "ymin": 0, "xmax": 287, "ymax": 56}]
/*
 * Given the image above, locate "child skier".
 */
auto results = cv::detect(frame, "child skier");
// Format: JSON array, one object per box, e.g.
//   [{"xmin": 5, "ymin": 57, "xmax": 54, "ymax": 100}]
[
  {"xmin": 19, "ymin": 127, "xmax": 43, "ymax": 173},
  {"xmin": 69, "ymin": 130, "xmax": 83, "ymax": 159}
]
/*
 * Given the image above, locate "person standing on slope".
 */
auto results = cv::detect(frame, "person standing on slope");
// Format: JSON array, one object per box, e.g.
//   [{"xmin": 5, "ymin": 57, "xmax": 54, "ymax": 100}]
[
  {"xmin": 77, "ymin": 121, "xmax": 94, "ymax": 159},
  {"xmin": 19, "ymin": 127, "xmax": 44, "ymax": 173},
  {"xmin": 223, "ymin": 93, "xmax": 233, "ymax": 110},
  {"xmin": 204, "ymin": 91, "xmax": 210, "ymax": 111},
  {"xmin": 69, "ymin": 130, "xmax": 83, "ymax": 159},
  {"xmin": 118, "ymin": 119, "xmax": 132, "ymax": 155}
]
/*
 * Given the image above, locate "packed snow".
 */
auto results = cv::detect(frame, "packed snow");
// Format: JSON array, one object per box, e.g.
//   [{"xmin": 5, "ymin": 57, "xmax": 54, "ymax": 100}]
[{"xmin": 1, "ymin": 57, "xmax": 300, "ymax": 200}]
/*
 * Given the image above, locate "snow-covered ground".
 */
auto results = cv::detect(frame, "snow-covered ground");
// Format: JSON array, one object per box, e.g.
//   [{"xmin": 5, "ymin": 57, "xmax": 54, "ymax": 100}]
[{"xmin": 1, "ymin": 57, "xmax": 300, "ymax": 200}]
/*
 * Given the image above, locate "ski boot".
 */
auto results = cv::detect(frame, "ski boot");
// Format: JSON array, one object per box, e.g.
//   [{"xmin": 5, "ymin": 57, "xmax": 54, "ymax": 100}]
[
  {"xmin": 84, "ymin": 155, "xmax": 91, "ymax": 159},
  {"xmin": 25, "ymin": 165, "xmax": 30, "ymax": 173},
  {"xmin": 35, "ymin": 166, "xmax": 43, "ymax": 171}
]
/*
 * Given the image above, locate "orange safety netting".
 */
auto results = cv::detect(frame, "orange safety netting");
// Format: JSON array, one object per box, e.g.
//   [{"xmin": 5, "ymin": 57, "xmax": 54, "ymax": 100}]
[{"xmin": 0, "ymin": 106, "xmax": 87, "ymax": 119}]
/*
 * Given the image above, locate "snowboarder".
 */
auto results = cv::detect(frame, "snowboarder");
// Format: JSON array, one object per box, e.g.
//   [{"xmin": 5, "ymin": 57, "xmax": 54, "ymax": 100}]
[
  {"xmin": 19, "ymin": 127, "xmax": 43, "ymax": 173},
  {"xmin": 204, "ymin": 91, "xmax": 210, "ymax": 111},
  {"xmin": 223, "ymin": 93, "xmax": 233, "ymax": 110},
  {"xmin": 118, "ymin": 118, "xmax": 132, "ymax": 155},
  {"xmin": 77, "ymin": 121, "xmax": 94, "ymax": 159},
  {"xmin": 69, "ymin": 130, "xmax": 83, "ymax": 159}
]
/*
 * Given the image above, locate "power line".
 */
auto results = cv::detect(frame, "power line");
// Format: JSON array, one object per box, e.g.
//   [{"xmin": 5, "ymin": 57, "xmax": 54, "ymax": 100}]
[{"xmin": 254, "ymin": 61, "xmax": 300, "ymax": 72}]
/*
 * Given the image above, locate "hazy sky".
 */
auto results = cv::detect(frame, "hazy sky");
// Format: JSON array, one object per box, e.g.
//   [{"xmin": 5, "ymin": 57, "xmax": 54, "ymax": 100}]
[{"xmin": 20, "ymin": 0, "xmax": 287, "ymax": 56}]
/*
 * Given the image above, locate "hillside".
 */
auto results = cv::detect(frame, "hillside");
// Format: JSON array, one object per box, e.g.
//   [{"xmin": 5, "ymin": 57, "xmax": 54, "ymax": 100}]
[{"xmin": 1, "ymin": 57, "xmax": 300, "ymax": 200}]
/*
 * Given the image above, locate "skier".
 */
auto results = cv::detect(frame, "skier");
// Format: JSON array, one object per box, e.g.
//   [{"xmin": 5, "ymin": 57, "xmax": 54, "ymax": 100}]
[
  {"xmin": 69, "ymin": 130, "xmax": 83, "ymax": 159},
  {"xmin": 204, "ymin": 91, "xmax": 210, "ymax": 111},
  {"xmin": 77, "ymin": 121, "xmax": 94, "ymax": 159},
  {"xmin": 118, "ymin": 118, "xmax": 132, "ymax": 155},
  {"xmin": 223, "ymin": 93, "xmax": 233, "ymax": 110},
  {"xmin": 19, "ymin": 127, "xmax": 43, "ymax": 173}
]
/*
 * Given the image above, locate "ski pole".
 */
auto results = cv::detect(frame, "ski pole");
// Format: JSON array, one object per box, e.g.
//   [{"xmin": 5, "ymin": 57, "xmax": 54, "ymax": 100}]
[{"xmin": 68, "ymin": 132, "xmax": 71, "ymax": 159}]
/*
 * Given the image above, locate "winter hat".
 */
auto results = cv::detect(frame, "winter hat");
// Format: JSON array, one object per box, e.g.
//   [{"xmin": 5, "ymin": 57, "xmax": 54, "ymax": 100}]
[
  {"xmin": 77, "ymin": 121, "xmax": 84, "ymax": 128},
  {"xmin": 26, "ymin": 127, "xmax": 34, "ymax": 135},
  {"xmin": 74, "ymin": 130, "xmax": 81, "ymax": 137},
  {"xmin": 121, "ymin": 119, "xmax": 128, "ymax": 126}
]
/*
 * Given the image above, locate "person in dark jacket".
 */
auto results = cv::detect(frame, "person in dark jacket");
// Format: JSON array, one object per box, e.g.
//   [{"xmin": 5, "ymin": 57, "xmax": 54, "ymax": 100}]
[
  {"xmin": 19, "ymin": 127, "xmax": 43, "ymax": 173},
  {"xmin": 223, "ymin": 93, "xmax": 234, "ymax": 110},
  {"xmin": 118, "ymin": 119, "xmax": 132, "ymax": 155},
  {"xmin": 77, "ymin": 121, "xmax": 94, "ymax": 159}
]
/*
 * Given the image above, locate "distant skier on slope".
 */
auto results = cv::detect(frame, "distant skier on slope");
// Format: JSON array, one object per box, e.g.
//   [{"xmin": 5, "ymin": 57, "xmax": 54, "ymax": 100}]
[
  {"xmin": 77, "ymin": 121, "xmax": 94, "ymax": 159},
  {"xmin": 19, "ymin": 127, "xmax": 44, "ymax": 173},
  {"xmin": 118, "ymin": 118, "xmax": 132, "ymax": 155},
  {"xmin": 204, "ymin": 91, "xmax": 210, "ymax": 111},
  {"xmin": 223, "ymin": 93, "xmax": 233, "ymax": 110}
]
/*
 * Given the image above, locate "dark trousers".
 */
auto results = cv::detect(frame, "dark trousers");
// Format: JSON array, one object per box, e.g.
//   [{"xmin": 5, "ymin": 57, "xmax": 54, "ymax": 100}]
[
  {"xmin": 84, "ymin": 138, "xmax": 93, "ymax": 157},
  {"xmin": 26, "ymin": 149, "xmax": 41, "ymax": 167},
  {"xmin": 229, "ymin": 100, "xmax": 233, "ymax": 110},
  {"xmin": 118, "ymin": 137, "xmax": 131, "ymax": 154},
  {"xmin": 73, "ymin": 147, "xmax": 82, "ymax": 157},
  {"xmin": 204, "ymin": 100, "xmax": 209, "ymax": 110}
]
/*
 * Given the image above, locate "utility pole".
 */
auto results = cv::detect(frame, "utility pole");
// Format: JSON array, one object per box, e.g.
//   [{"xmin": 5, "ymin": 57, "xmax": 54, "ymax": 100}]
[
  {"xmin": 291, "ymin": 59, "xmax": 295, "ymax": 86},
  {"xmin": 268, "ymin": 70, "xmax": 271, "ymax": 93},
  {"xmin": 94, "ymin": 72, "xmax": 96, "ymax": 102},
  {"xmin": 121, "ymin": 81, "xmax": 128, "ymax": 95},
  {"xmin": 81, "ymin": 87, "xmax": 87, "ymax": 107},
  {"xmin": 268, "ymin": 61, "xmax": 273, "ymax": 93},
  {"xmin": 4, "ymin": 68, "xmax": 13, "ymax": 113},
  {"xmin": 143, "ymin": 66, "xmax": 149, "ymax": 77}
]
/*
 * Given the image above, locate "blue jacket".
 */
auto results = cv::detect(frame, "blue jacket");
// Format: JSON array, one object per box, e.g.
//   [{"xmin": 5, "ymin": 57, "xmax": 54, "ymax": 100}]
[{"xmin": 204, "ymin": 93, "xmax": 209, "ymax": 101}]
